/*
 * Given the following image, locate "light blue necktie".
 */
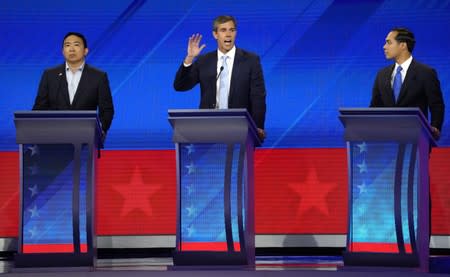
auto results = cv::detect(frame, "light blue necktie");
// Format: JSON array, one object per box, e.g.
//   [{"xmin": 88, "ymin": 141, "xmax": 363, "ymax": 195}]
[
  {"xmin": 218, "ymin": 55, "xmax": 229, "ymax": 109},
  {"xmin": 393, "ymin": 66, "xmax": 403, "ymax": 101}
]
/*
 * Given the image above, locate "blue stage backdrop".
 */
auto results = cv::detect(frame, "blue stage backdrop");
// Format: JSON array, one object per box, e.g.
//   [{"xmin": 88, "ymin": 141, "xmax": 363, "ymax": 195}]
[{"xmin": 1, "ymin": 0, "xmax": 449, "ymax": 150}]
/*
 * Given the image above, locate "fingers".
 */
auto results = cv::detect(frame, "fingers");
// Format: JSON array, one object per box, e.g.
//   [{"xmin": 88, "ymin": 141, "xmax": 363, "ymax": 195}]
[{"xmin": 188, "ymin": 33, "xmax": 203, "ymax": 46}]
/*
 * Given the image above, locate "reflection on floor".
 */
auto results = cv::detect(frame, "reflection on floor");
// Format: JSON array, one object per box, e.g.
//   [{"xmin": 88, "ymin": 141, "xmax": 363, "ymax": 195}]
[{"xmin": 0, "ymin": 255, "xmax": 448, "ymax": 276}]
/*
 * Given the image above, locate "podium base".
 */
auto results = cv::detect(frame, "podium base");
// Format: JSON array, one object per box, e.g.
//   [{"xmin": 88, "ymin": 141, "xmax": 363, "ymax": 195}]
[
  {"xmin": 172, "ymin": 251, "xmax": 253, "ymax": 266},
  {"xmin": 15, "ymin": 253, "xmax": 95, "ymax": 268},
  {"xmin": 343, "ymin": 251, "xmax": 420, "ymax": 268}
]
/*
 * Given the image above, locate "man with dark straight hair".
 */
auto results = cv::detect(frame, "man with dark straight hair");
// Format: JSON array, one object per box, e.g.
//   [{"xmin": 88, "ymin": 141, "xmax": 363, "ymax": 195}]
[
  {"xmin": 33, "ymin": 32, "xmax": 114, "ymax": 138},
  {"xmin": 370, "ymin": 27, "xmax": 445, "ymax": 140}
]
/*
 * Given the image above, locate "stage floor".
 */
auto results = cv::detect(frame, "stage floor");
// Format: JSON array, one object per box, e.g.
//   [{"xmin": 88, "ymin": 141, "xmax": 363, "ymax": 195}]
[{"xmin": 0, "ymin": 255, "xmax": 449, "ymax": 276}]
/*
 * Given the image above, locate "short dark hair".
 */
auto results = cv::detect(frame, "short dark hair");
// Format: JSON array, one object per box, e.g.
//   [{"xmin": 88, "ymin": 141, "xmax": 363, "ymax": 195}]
[
  {"xmin": 63, "ymin": 32, "xmax": 88, "ymax": 48},
  {"xmin": 391, "ymin": 27, "xmax": 415, "ymax": 53},
  {"xmin": 212, "ymin": 15, "xmax": 237, "ymax": 31}
]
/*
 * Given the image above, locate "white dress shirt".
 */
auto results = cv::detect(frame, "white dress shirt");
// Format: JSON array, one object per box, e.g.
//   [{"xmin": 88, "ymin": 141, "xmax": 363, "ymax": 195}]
[
  {"xmin": 66, "ymin": 62, "xmax": 84, "ymax": 104},
  {"xmin": 391, "ymin": 55, "xmax": 413, "ymax": 87}
]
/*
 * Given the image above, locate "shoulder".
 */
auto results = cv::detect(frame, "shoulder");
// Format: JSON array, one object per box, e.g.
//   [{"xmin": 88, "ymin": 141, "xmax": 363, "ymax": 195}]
[
  {"xmin": 83, "ymin": 64, "xmax": 109, "ymax": 81},
  {"xmin": 410, "ymin": 59, "xmax": 436, "ymax": 73},
  {"xmin": 195, "ymin": 50, "xmax": 216, "ymax": 64},
  {"xmin": 374, "ymin": 64, "xmax": 393, "ymax": 78},
  {"xmin": 84, "ymin": 64, "xmax": 107, "ymax": 75},
  {"xmin": 43, "ymin": 64, "xmax": 65, "ymax": 75},
  {"xmin": 236, "ymin": 48, "xmax": 260, "ymax": 61}
]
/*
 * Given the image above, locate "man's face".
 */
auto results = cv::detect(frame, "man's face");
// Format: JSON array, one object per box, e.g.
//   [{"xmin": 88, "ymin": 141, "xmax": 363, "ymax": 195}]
[
  {"xmin": 383, "ymin": 31, "xmax": 405, "ymax": 60},
  {"xmin": 62, "ymin": 35, "xmax": 88, "ymax": 65},
  {"xmin": 213, "ymin": 20, "xmax": 237, "ymax": 54}
]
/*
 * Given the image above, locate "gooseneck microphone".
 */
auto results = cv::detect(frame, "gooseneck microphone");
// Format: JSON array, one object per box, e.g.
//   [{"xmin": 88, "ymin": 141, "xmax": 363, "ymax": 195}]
[{"xmin": 216, "ymin": 66, "xmax": 224, "ymax": 81}]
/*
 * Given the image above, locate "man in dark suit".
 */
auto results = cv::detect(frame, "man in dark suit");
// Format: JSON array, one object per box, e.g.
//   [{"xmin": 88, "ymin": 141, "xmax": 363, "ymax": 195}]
[
  {"xmin": 33, "ymin": 32, "xmax": 114, "ymax": 137},
  {"xmin": 370, "ymin": 27, "xmax": 445, "ymax": 140},
  {"xmin": 173, "ymin": 15, "xmax": 267, "ymax": 140}
]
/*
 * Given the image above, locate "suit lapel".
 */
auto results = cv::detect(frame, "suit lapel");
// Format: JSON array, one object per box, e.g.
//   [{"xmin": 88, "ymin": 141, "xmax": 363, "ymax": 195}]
[
  {"xmin": 57, "ymin": 64, "xmax": 71, "ymax": 106},
  {"xmin": 397, "ymin": 59, "xmax": 416, "ymax": 104},
  {"xmin": 379, "ymin": 64, "xmax": 395, "ymax": 106},
  {"xmin": 229, "ymin": 48, "xmax": 242, "ymax": 102},
  {"xmin": 71, "ymin": 64, "xmax": 89, "ymax": 107},
  {"xmin": 211, "ymin": 54, "xmax": 218, "ymax": 95}
]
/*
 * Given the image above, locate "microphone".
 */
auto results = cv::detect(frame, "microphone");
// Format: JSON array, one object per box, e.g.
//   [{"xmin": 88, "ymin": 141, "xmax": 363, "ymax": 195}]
[{"xmin": 216, "ymin": 66, "xmax": 224, "ymax": 81}]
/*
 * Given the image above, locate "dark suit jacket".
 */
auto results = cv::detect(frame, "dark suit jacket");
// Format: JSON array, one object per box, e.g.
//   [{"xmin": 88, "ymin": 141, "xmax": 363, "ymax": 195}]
[
  {"xmin": 33, "ymin": 63, "xmax": 114, "ymax": 133},
  {"xmin": 370, "ymin": 59, "xmax": 445, "ymax": 130},
  {"xmin": 173, "ymin": 48, "xmax": 267, "ymax": 129}
]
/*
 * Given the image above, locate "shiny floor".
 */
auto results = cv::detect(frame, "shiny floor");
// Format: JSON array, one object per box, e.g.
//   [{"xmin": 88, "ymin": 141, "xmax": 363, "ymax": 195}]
[{"xmin": 0, "ymin": 256, "xmax": 449, "ymax": 276}]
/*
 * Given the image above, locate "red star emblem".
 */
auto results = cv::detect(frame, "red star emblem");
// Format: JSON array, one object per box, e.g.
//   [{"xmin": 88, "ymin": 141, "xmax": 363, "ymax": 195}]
[
  {"xmin": 114, "ymin": 166, "xmax": 162, "ymax": 218},
  {"xmin": 289, "ymin": 166, "xmax": 337, "ymax": 217}
]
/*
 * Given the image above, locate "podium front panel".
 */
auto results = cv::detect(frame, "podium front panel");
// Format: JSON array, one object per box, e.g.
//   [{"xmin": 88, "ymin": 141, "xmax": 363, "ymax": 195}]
[
  {"xmin": 177, "ymin": 142, "xmax": 247, "ymax": 252},
  {"xmin": 20, "ymin": 143, "xmax": 91, "ymax": 254},
  {"xmin": 347, "ymin": 141, "xmax": 418, "ymax": 254}
]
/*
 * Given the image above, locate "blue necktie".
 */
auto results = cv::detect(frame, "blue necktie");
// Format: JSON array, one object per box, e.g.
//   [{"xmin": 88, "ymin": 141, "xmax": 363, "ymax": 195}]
[
  {"xmin": 218, "ymin": 56, "xmax": 229, "ymax": 109},
  {"xmin": 393, "ymin": 66, "xmax": 403, "ymax": 101}
]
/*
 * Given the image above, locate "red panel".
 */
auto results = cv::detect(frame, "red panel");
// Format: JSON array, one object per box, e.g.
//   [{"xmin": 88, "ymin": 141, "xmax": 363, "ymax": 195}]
[
  {"xmin": 0, "ymin": 151, "xmax": 19, "ymax": 237},
  {"xmin": 96, "ymin": 150, "xmax": 177, "ymax": 235},
  {"xmin": 22, "ymin": 243, "xmax": 89, "ymax": 253},
  {"xmin": 349, "ymin": 242, "xmax": 412, "ymax": 253},
  {"xmin": 1, "ymin": 147, "xmax": 450, "ymax": 237},
  {"xmin": 180, "ymin": 242, "xmax": 241, "ymax": 251},
  {"xmin": 430, "ymin": 147, "xmax": 450, "ymax": 234},
  {"xmin": 254, "ymin": 148, "xmax": 348, "ymax": 234}
]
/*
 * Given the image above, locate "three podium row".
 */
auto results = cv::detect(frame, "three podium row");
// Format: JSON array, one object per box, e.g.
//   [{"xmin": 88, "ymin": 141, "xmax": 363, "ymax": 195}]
[{"xmin": 13, "ymin": 108, "xmax": 434, "ymax": 271}]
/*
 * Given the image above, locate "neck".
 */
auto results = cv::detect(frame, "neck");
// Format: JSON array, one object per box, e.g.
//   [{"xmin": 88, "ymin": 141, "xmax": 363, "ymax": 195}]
[
  {"xmin": 395, "ymin": 53, "xmax": 411, "ymax": 65},
  {"xmin": 67, "ymin": 61, "xmax": 84, "ymax": 72}
]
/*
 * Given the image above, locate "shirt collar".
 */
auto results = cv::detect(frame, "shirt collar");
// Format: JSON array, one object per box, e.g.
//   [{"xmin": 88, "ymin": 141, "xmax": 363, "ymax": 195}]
[
  {"xmin": 217, "ymin": 46, "xmax": 236, "ymax": 60},
  {"xmin": 395, "ymin": 55, "xmax": 413, "ymax": 73},
  {"xmin": 66, "ymin": 62, "xmax": 85, "ymax": 72}
]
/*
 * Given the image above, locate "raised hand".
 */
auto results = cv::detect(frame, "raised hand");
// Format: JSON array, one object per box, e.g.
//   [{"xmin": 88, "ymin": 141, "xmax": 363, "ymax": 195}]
[{"xmin": 184, "ymin": 33, "xmax": 206, "ymax": 65}]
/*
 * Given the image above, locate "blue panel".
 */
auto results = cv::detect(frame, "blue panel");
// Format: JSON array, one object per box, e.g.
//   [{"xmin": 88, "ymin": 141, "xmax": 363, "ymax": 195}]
[
  {"xmin": 21, "ymin": 143, "xmax": 89, "ymax": 249},
  {"xmin": 349, "ymin": 142, "xmax": 418, "ymax": 246},
  {"xmin": 22, "ymin": 144, "xmax": 75, "ymax": 246},
  {"xmin": 1, "ymin": 0, "xmax": 449, "ymax": 150},
  {"xmin": 179, "ymin": 143, "xmax": 244, "ymax": 246}
]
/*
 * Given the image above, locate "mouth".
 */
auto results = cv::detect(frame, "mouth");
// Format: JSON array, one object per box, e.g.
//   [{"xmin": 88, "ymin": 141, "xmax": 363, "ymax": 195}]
[{"xmin": 224, "ymin": 40, "xmax": 232, "ymax": 46}]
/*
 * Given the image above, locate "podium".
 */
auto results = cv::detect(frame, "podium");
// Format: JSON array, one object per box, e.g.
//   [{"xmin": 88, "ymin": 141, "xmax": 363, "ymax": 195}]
[
  {"xmin": 339, "ymin": 108, "xmax": 436, "ymax": 272},
  {"xmin": 168, "ymin": 109, "xmax": 261, "ymax": 267},
  {"xmin": 13, "ymin": 111, "xmax": 102, "ymax": 267}
]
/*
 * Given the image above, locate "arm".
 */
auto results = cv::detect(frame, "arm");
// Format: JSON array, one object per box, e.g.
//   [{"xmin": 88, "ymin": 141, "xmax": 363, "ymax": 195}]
[
  {"xmin": 369, "ymin": 72, "xmax": 383, "ymax": 107},
  {"xmin": 32, "ymin": 70, "xmax": 50, "ymax": 110},
  {"xmin": 98, "ymin": 72, "xmax": 114, "ymax": 133},
  {"xmin": 249, "ymin": 56, "xmax": 267, "ymax": 134},
  {"xmin": 425, "ymin": 68, "xmax": 445, "ymax": 138},
  {"xmin": 173, "ymin": 34, "xmax": 205, "ymax": 91}
]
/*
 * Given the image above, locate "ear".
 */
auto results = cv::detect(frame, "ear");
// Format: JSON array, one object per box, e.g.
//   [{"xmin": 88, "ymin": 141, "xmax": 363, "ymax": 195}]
[
  {"xmin": 84, "ymin": 48, "xmax": 89, "ymax": 57},
  {"xmin": 212, "ymin": 30, "xmax": 218, "ymax": 40},
  {"xmin": 400, "ymin": 42, "xmax": 407, "ymax": 50}
]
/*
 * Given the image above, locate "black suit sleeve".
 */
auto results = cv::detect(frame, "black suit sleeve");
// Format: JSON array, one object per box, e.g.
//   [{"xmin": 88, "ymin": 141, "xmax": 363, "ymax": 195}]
[
  {"xmin": 370, "ymin": 71, "xmax": 383, "ymax": 107},
  {"xmin": 173, "ymin": 63, "xmax": 199, "ymax": 91},
  {"xmin": 249, "ymin": 56, "xmax": 266, "ymax": 129},
  {"xmin": 98, "ymin": 72, "xmax": 114, "ymax": 133},
  {"xmin": 32, "ymin": 70, "xmax": 50, "ymax": 110},
  {"xmin": 425, "ymin": 68, "xmax": 445, "ymax": 131}
]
